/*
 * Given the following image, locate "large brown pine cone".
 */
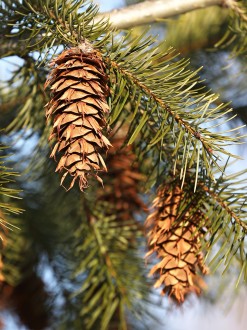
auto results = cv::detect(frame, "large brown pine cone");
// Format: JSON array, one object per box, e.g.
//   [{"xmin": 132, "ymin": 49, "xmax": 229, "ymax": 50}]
[
  {"xmin": 146, "ymin": 185, "xmax": 208, "ymax": 303},
  {"xmin": 45, "ymin": 42, "xmax": 111, "ymax": 191}
]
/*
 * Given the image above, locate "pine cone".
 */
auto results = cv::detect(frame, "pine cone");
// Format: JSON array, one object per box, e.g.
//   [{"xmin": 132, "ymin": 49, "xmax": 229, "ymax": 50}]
[
  {"xmin": 98, "ymin": 135, "xmax": 146, "ymax": 221},
  {"xmin": 0, "ymin": 272, "xmax": 50, "ymax": 330},
  {"xmin": 146, "ymin": 184, "xmax": 208, "ymax": 303},
  {"xmin": 0, "ymin": 216, "xmax": 50, "ymax": 329},
  {"xmin": 45, "ymin": 42, "xmax": 111, "ymax": 191}
]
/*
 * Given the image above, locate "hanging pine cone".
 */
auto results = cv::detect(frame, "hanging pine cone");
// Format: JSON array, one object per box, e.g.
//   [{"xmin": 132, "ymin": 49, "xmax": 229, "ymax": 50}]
[
  {"xmin": 145, "ymin": 184, "xmax": 208, "ymax": 303},
  {"xmin": 98, "ymin": 133, "xmax": 146, "ymax": 221},
  {"xmin": 45, "ymin": 41, "xmax": 111, "ymax": 191},
  {"xmin": 0, "ymin": 272, "xmax": 50, "ymax": 330},
  {"xmin": 0, "ymin": 216, "xmax": 50, "ymax": 329}
]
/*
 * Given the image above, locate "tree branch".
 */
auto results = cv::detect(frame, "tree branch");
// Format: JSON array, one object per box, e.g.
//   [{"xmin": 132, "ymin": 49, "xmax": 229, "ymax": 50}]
[
  {"xmin": 109, "ymin": 59, "xmax": 214, "ymax": 156},
  {"xmin": 200, "ymin": 184, "xmax": 247, "ymax": 233},
  {"xmin": 0, "ymin": 0, "xmax": 243, "ymax": 58},
  {"xmin": 96, "ymin": 0, "xmax": 226, "ymax": 29}
]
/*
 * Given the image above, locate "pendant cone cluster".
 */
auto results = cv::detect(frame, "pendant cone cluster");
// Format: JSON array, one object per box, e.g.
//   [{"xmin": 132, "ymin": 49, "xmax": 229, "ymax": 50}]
[
  {"xmin": 45, "ymin": 43, "xmax": 111, "ymax": 191},
  {"xmin": 145, "ymin": 184, "xmax": 208, "ymax": 303}
]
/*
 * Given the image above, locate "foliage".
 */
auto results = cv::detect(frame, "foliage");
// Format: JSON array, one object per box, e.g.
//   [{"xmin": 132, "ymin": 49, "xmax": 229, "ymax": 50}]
[
  {"xmin": 0, "ymin": 144, "xmax": 22, "ymax": 232},
  {"xmin": 0, "ymin": 0, "xmax": 247, "ymax": 329}
]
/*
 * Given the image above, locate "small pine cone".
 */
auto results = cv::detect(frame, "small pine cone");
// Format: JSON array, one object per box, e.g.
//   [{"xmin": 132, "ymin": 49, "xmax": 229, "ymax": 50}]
[
  {"xmin": 98, "ymin": 135, "xmax": 146, "ymax": 220},
  {"xmin": 146, "ymin": 184, "xmax": 208, "ymax": 304},
  {"xmin": 0, "ymin": 272, "xmax": 50, "ymax": 330},
  {"xmin": 45, "ymin": 42, "xmax": 111, "ymax": 191},
  {"xmin": 0, "ymin": 219, "xmax": 50, "ymax": 329}
]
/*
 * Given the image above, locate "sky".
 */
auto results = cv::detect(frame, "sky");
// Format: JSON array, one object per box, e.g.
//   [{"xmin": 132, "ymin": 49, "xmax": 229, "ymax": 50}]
[{"xmin": 1, "ymin": 1, "xmax": 247, "ymax": 329}]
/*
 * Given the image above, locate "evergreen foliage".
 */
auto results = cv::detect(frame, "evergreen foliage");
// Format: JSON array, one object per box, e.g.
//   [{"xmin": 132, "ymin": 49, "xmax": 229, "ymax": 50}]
[
  {"xmin": 0, "ymin": 144, "xmax": 22, "ymax": 239},
  {"xmin": 0, "ymin": 0, "xmax": 247, "ymax": 328}
]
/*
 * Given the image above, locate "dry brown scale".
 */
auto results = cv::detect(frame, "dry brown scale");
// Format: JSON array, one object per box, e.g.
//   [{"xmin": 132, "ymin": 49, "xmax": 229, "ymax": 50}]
[
  {"xmin": 45, "ymin": 42, "xmax": 111, "ymax": 191},
  {"xmin": 145, "ymin": 184, "xmax": 208, "ymax": 303}
]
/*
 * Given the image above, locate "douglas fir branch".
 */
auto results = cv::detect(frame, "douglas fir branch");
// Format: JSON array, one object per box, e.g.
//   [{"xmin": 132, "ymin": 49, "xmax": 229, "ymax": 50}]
[{"xmin": 1, "ymin": 0, "xmax": 247, "ymax": 328}]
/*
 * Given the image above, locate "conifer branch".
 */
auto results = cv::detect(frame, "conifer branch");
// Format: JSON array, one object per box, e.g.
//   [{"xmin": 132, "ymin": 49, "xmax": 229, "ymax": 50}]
[
  {"xmin": 225, "ymin": 0, "xmax": 247, "ymax": 22},
  {"xmin": 88, "ymin": 214, "xmax": 125, "ymax": 294},
  {"xmin": 96, "ymin": 0, "xmax": 226, "ymax": 29},
  {"xmin": 107, "ymin": 44, "xmax": 245, "ymax": 185},
  {"xmin": 0, "ymin": 146, "xmax": 22, "ymax": 216},
  {"xmin": 215, "ymin": 0, "xmax": 247, "ymax": 56},
  {"xmin": 74, "ymin": 200, "xmax": 148, "ymax": 329},
  {"xmin": 1, "ymin": 0, "xmax": 247, "ymax": 317},
  {"xmin": 2, "ymin": 0, "xmax": 246, "ymax": 58},
  {"xmin": 201, "ymin": 184, "xmax": 247, "ymax": 233},
  {"xmin": 110, "ymin": 60, "xmax": 213, "ymax": 154}
]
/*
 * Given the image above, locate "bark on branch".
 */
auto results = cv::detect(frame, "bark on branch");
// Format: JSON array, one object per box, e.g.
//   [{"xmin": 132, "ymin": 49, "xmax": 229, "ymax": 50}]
[{"xmin": 96, "ymin": 0, "xmax": 226, "ymax": 29}]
